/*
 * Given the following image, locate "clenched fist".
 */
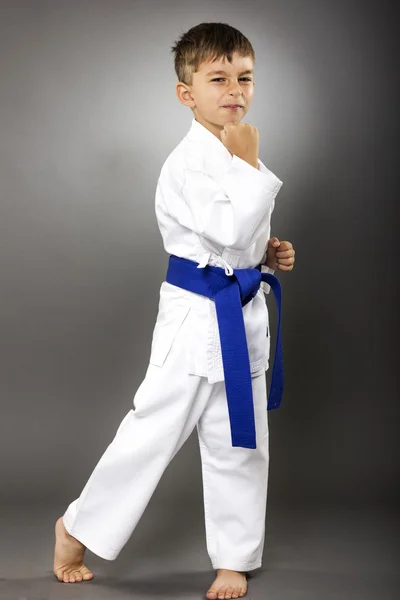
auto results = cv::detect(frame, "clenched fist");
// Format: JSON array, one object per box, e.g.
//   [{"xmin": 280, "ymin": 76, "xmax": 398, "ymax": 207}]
[
  {"xmin": 219, "ymin": 122, "xmax": 259, "ymax": 169},
  {"xmin": 264, "ymin": 237, "xmax": 296, "ymax": 271}
]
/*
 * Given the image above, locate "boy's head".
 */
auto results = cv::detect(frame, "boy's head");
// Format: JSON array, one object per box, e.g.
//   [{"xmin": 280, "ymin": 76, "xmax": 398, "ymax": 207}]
[{"xmin": 171, "ymin": 22, "xmax": 256, "ymax": 138}]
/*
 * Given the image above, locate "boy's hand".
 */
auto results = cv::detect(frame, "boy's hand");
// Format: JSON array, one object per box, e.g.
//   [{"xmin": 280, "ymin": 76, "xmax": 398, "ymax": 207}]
[
  {"xmin": 264, "ymin": 237, "xmax": 295, "ymax": 271},
  {"xmin": 219, "ymin": 122, "xmax": 259, "ymax": 169}
]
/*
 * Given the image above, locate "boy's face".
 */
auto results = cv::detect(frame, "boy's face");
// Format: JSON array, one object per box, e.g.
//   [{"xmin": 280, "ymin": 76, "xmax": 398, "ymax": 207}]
[{"xmin": 176, "ymin": 52, "xmax": 255, "ymax": 140}]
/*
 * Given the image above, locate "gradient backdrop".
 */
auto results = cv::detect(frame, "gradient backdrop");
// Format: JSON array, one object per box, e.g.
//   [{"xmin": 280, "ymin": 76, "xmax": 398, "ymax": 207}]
[{"xmin": 0, "ymin": 1, "xmax": 397, "ymax": 598}]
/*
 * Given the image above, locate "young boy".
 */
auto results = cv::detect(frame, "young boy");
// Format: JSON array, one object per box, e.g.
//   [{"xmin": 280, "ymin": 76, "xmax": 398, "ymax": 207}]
[{"xmin": 53, "ymin": 22, "xmax": 295, "ymax": 600}]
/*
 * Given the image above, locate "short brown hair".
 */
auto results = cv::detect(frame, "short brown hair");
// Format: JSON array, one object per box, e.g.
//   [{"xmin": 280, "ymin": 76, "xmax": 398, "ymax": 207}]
[{"xmin": 170, "ymin": 22, "xmax": 255, "ymax": 87}]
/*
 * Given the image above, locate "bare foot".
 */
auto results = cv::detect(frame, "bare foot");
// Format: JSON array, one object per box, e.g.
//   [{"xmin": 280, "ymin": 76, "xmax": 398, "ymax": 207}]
[
  {"xmin": 53, "ymin": 516, "xmax": 94, "ymax": 583},
  {"xmin": 206, "ymin": 569, "xmax": 247, "ymax": 599}
]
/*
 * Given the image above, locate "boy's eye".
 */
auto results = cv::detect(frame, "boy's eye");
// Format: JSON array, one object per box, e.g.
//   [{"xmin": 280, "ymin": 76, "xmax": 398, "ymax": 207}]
[{"xmin": 211, "ymin": 77, "xmax": 252, "ymax": 82}]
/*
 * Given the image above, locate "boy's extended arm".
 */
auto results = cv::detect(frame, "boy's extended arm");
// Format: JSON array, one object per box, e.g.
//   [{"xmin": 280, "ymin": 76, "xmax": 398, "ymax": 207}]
[{"xmin": 159, "ymin": 154, "xmax": 283, "ymax": 251}]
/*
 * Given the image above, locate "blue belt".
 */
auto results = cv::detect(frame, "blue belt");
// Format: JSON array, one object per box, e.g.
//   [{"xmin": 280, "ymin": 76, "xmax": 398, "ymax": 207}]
[{"xmin": 165, "ymin": 254, "xmax": 284, "ymax": 449}]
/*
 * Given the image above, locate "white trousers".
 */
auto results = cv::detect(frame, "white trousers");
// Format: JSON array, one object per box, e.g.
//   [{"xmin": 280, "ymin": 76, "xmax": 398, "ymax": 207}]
[{"xmin": 62, "ymin": 321, "xmax": 270, "ymax": 572}]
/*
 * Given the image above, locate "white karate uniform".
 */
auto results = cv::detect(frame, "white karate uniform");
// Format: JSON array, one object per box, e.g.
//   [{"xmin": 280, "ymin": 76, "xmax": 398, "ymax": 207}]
[{"xmin": 62, "ymin": 117, "xmax": 283, "ymax": 571}]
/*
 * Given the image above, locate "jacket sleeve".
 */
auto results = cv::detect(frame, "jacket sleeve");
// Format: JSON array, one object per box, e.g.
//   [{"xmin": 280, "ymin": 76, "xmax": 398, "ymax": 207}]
[
  {"xmin": 161, "ymin": 154, "xmax": 283, "ymax": 251},
  {"xmin": 260, "ymin": 263, "xmax": 275, "ymax": 295},
  {"xmin": 258, "ymin": 156, "xmax": 279, "ymax": 294}
]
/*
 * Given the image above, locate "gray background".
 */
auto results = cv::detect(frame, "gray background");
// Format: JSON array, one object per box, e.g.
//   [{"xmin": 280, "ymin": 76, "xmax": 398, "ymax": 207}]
[{"xmin": 0, "ymin": 0, "xmax": 398, "ymax": 598}]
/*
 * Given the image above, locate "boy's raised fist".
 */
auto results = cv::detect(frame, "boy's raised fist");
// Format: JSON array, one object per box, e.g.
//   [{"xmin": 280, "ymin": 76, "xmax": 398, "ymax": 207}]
[{"xmin": 220, "ymin": 122, "xmax": 259, "ymax": 169}]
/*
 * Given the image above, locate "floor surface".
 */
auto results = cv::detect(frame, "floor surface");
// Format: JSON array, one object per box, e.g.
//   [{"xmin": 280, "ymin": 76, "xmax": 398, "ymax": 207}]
[{"xmin": 0, "ymin": 503, "xmax": 398, "ymax": 599}]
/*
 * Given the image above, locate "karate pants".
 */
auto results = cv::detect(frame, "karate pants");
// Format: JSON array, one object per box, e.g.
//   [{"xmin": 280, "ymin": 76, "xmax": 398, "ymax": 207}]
[{"xmin": 62, "ymin": 319, "xmax": 270, "ymax": 572}]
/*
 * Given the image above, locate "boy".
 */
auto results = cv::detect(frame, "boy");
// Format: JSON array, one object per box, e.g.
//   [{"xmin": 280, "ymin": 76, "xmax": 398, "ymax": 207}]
[{"xmin": 53, "ymin": 22, "xmax": 295, "ymax": 600}]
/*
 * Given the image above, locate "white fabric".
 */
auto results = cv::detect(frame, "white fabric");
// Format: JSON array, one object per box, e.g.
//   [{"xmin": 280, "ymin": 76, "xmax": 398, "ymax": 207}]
[
  {"xmin": 153, "ymin": 117, "xmax": 283, "ymax": 383},
  {"xmin": 62, "ymin": 117, "xmax": 283, "ymax": 570},
  {"xmin": 63, "ymin": 317, "xmax": 270, "ymax": 570}
]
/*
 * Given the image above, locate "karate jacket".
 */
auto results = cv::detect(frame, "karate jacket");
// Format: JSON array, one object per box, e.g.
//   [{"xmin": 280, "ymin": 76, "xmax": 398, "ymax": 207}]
[{"xmin": 149, "ymin": 117, "xmax": 283, "ymax": 384}]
